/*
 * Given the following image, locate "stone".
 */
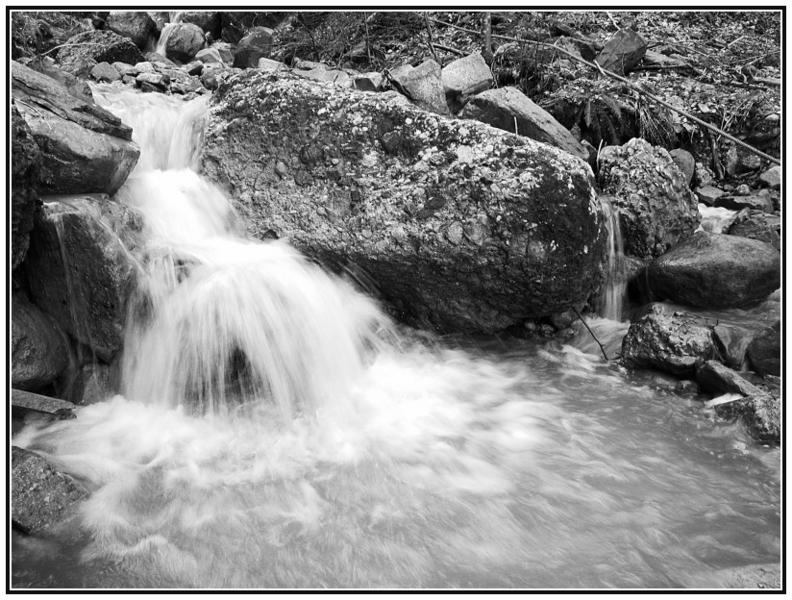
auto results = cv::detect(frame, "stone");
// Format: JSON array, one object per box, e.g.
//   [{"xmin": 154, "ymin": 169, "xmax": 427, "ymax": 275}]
[
  {"xmin": 56, "ymin": 29, "xmax": 144, "ymax": 77},
  {"xmin": 25, "ymin": 196, "xmax": 142, "ymax": 361},
  {"xmin": 69, "ymin": 363, "xmax": 119, "ymax": 405},
  {"xmin": 163, "ymin": 22, "xmax": 205, "ymax": 63},
  {"xmin": 647, "ymin": 232, "xmax": 780, "ymax": 309},
  {"xmin": 746, "ymin": 321, "xmax": 780, "ymax": 376},
  {"xmin": 133, "ymin": 60, "xmax": 156, "ymax": 73},
  {"xmin": 758, "ymin": 165, "xmax": 780, "ymax": 189},
  {"xmin": 11, "ymin": 104, "xmax": 40, "ymax": 270},
  {"xmin": 388, "ymin": 59, "xmax": 450, "ymax": 115},
  {"xmin": 694, "ymin": 161, "xmax": 714, "ymax": 187},
  {"xmin": 219, "ymin": 11, "xmax": 288, "ymax": 44},
  {"xmin": 440, "ymin": 52, "xmax": 493, "ymax": 112},
  {"xmin": 713, "ymin": 394, "xmax": 780, "ymax": 444},
  {"xmin": 295, "ymin": 68, "xmax": 352, "ymax": 87},
  {"xmin": 211, "ymin": 41, "xmax": 235, "ymax": 64},
  {"xmin": 111, "ymin": 61, "xmax": 139, "ymax": 77},
  {"xmin": 293, "ymin": 58, "xmax": 326, "ymax": 71},
  {"xmin": 713, "ymin": 194, "xmax": 773, "ymax": 212},
  {"xmin": 695, "ymin": 185, "xmax": 725, "ymax": 205},
  {"xmin": 12, "ymin": 291, "xmax": 70, "ymax": 391},
  {"xmin": 196, "ymin": 47, "xmax": 225, "ymax": 65},
  {"xmin": 696, "ymin": 360, "xmax": 765, "ymax": 397},
  {"xmin": 12, "ymin": 61, "xmax": 139, "ymax": 196},
  {"xmin": 105, "ymin": 11, "xmax": 158, "ymax": 50},
  {"xmin": 202, "ymin": 71, "xmax": 608, "ymax": 333},
  {"xmin": 712, "ymin": 324, "xmax": 754, "ymax": 370},
  {"xmin": 176, "ymin": 11, "xmax": 221, "ymax": 37},
  {"xmin": 171, "ymin": 77, "xmax": 203, "ymax": 95},
  {"xmin": 136, "ymin": 71, "xmax": 170, "ymax": 90},
  {"xmin": 726, "ymin": 209, "xmax": 780, "ymax": 250},
  {"xmin": 12, "ymin": 447, "xmax": 88, "ymax": 535},
  {"xmin": 144, "ymin": 51, "xmax": 176, "ymax": 66},
  {"xmin": 642, "ymin": 50, "xmax": 690, "ymax": 69},
  {"xmin": 735, "ymin": 184, "xmax": 751, "ymax": 195},
  {"xmin": 233, "ymin": 26, "xmax": 273, "ymax": 68},
  {"xmin": 460, "ymin": 86, "xmax": 588, "ymax": 161},
  {"xmin": 669, "ymin": 148, "xmax": 695, "ymax": 186},
  {"xmin": 352, "ymin": 72, "xmax": 384, "ymax": 92},
  {"xmin": 595, "ymin": 29, "xmax": 647, "ymax": 74},
  {"xmin": 25, "ymin": 55, "xmax": 93, "ymax": 102},
  {"xmin": 184, "ymin": 61, "xmax": 203, "ymax": 76},
  {"xmin": 12, "ymin": 389, "xmax": 76, "ymax": 420},
  {"xmin": 90, "ymin": 61, "xmax": 120, "ymax": 82},
  {"xmin": 597, "ymin": 138, "xmax": 700, "ymax": 258},
  {"xmin": 258, "ymin": 57, "xmax": 288, "ymax": 72}
]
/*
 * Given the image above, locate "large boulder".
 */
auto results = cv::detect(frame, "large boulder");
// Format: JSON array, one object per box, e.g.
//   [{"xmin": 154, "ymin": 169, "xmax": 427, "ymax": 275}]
[
  {"xmin": 232, "ymin": 26, "xmax": 273, "ymax": 68},
  {"xmin": 11, "ymin": 104, "xmax": 40, "ymax": 270},
  {"xmin": 647, "ymin": 232, "xmax": 780, "ymax": 309},
  {"xmin": 621, "ymin": 303, "xmax": 718, "ymax": 376},
  {"xmin": 460, "ymin": 86, "xmax": 588, "ymax": 161},
  {"xmin": 24, "ymin": 196, "xmax": 143, "ymax": 362},
  {"xmin": 12, "ymin": 61, "xmax": 139, "ymax": 196},
  {"xmin": 441, "ymin": 52, "xmax": 493, "ymax": 112},
  {"xmin": 105, "ymin": 11, "xmax": 158, "ymax": 50},
  {"xmin": 162, "ymin": 23, "xmax": 205, "ymax": 63},
  {"xmin": 176, "ymin": 11, "xmax": 221, "ymax": 37},
  {"xmin": 598, "ymin": 138, "xmax": 700, "ymax": 258},
  {"xmin": 56, "ymin": 29, "xmax": 144, "ymax": 77},
  {"xmin": 746, "ymin": 321, "xmax": 780, "ymax": 376},
  {"xmin": 202, "ymin": 71, "xmax": 608, "ymax": 333},
  {"xmin": 25, "ymin": 55, "xmax": 93, "ymax": 102},
  {"xmin": 388, "ymin": 60, "xmax": 451, "ymax": 115},
  {"xmin": 596, "ymin": 29, "xmax": 647, "ymax": 74},
  {"xmin": 12, "ymin": 291, "xmax": 70, "ymax": 391}
]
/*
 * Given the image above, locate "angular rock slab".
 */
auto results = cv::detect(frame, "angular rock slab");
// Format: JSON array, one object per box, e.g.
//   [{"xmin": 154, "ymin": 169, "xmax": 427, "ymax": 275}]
[
  {"xmin": 746, "ymin": 321, "xmax": 780, "ymax": 376},
  {"xmin": 106, "ymin": 11, "xmax": 158, "ymax": 50},
  {"xmin": 388, "ymin": 59, "xmax": 450, "ymax": 115},
  {"xmin": 647, "ymin": 232, "xmax": 780, "ymax": 309},
  {"xmin": 441, "ymin": 52, "xmax": 492, "ymax": 112},
  {"xmin": 202, "ymin": 71, "xmax": 607, "ymax": 333},
  {"xmin": 460, "ymin": 86, "xmax": 587, "ymax": 160},
  {"xmin": 596, "ymin": 29, "xmax": 647, "ymax": 74}
]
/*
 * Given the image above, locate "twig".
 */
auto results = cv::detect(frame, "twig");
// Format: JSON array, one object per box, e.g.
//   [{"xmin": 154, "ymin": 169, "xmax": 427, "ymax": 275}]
[
  {"xmin": 433, "ymin": 43, "xmax": 465, "ymax": 56},
  {"xmin": 428, "ymin": 17, "xmax": 781, "ymax": 166},
  {"xmin": 606, "ymin": 12, "xmax": 620, "ymax": 30},
  {"xmin": 422, "ymin": 13, "xmax": 440, "ymax": 64},
  {"xmin": 571, "ymin": 307, "xmax": 609, "ymax": 361},
  {"xmin": 363, "ymin": 12, "xmax": 372, "ymax": 65},
  {"xmin": 725, "ymin": 35, "xmax": 745, "ymax": 49},
  {"xmin": 708, "ymin": 132, "xmax": 724, "ymax": 179}
]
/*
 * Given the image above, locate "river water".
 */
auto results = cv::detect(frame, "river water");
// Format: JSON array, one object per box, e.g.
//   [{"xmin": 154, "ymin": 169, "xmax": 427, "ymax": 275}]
[{"xmin": 12, "ymin": 85, "xmax": 780, "ymax": 590}]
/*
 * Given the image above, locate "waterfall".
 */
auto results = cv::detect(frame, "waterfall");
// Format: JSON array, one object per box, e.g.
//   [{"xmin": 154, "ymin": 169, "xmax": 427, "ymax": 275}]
[{"xmin": 598, "ymin": 195, "xmax": 626, "ymax": 322}]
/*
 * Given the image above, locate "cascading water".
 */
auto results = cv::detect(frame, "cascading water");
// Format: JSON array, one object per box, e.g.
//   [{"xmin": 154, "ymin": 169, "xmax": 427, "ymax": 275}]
[
  {"xmin": 598, "ymin": 196, "xmax": 627, "ymax": 322},
  {"xmin": 12, "ymin": 84, "xmax": 780, "ymax": 589}
]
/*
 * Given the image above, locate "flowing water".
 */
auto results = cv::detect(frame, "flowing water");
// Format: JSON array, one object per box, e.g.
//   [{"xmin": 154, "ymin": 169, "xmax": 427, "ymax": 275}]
[{"xmin": 11, "ymin": 85, "xmax": 781, "ymax": 590}]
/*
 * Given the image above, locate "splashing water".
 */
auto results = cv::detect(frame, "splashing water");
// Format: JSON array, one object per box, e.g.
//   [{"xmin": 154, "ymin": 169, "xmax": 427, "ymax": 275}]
[
  {"xmin": 598, "ymin": 196, "xmax": 627, "ymax": 321},
  {"xmin": 697, "ymin": 203, "xmax": 738, "ymax": 234},
  {"xmin": 12, "ymin": 86, "xmax": 780, "ymax": 589}
]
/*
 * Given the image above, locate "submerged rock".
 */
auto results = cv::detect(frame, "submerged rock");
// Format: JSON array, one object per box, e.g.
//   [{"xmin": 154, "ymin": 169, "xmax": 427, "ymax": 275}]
[
  {"xmin": 202, "ymin": 71, "xmax": 607, "ymax": 333},
  {"xmin": 11, "ymin": 104, "xmax": 40, "ymax": 270},
  {"xmin": 647, "ymin": 232, "xmax": 779, "ymax": 309},
  {"xmin": 746, "ymin": 321, "xmax": 780, "ymax": 376}
]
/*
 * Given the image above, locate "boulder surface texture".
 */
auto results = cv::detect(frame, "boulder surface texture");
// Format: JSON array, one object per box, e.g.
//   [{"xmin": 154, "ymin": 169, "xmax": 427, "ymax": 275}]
[
  {"xmin": 11, "ymin": 104, "xmax": 40, "ymax": 269},
  {"xmin": 202, "ymin": 71, "xmax": 608, "ymax": 333}
]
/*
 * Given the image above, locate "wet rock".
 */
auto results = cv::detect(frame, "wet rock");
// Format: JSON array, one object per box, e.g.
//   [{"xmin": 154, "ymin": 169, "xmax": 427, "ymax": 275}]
[
  {"xmin": 726, "ymin": 209, "xmax": 780, "ymax": 250},
  {"xmin": 258, "ymin": 57, "xmax": 288, "ymax": 72},
  {"xmin": 713, "ymin": 194, "xmax": 773, "ymax": 212},
  {"xmin": 695, "ymin": 185, "xmax": 725, "ymax": 205},
  {"xmin": 136, "ymin": 71, "xmax": 170, "ymax": 91},
  {"xmin": 669, "ymin": 148, "xmax": 695, "ymax": 186},
  {"xmin": 746, "ymin": 321, "xmax": 780, "ymax": 376},
  {"xmin": 202, "ymin": 70, "xmax": 608, "ymax": 333},
  {"xmin": 388, "ymin": 59, "xmax": 450, "ymax": 115},
  {"xmin": 196, "ymin": 47, "xmax": 225, "ymax": 65},
  {"xmin": 621, "ymin": 303, "xmax": 717, "ymax": 376},
  {"xmin": 758, "ymin": 165, "xmax": 780, "ymax": 189},
  {"xmin": 595, "ymin": 29, "xmax": 647, "ymax": 74},
  {"xmin": 105, "ymin": 11, "xmax": 158, "ymax": 50},
  {"xmin": 70, "ymin": 363, "xmax": 119, "ymax": 405},
  {"xmin": 11, "ymin": 104, "xmax": 40, "ymax": 270},
  {"xmin": 353, "ymin": 72, "xmax": 384, "ymax": 92},
  {"xmin": 25, "ymin": 196, "xmax": 142, "ymax": 362},
  {"xmin": 90, "ymin": 61, "xmax": 120, "ymax": 83},
  {"xmin": 647, "ymin": 232, "xmax": 779, "ymax": 309},
  {"xmin": 144, "ymin": 51, "xmax": 176, "ymax": 66},
  {"xmin": 163, "ymin": 23, "xmax": 206, "ymax": 63},
  {"xmin": 460, "ymin": 86, "xmax": 587, "ymax": 161},
  {"xmin": 56, "ymin": 29, "xmax": 144, "ymax": 77},
  {"xmin": 219, "ymin": 11, "xmax": 288, "ymax": 44},
  {"xmin": 712, "ymin": 324, "xmax": 753, "ymax": 370},
  {"xmin": 25, "ymin": 55, "xmax": 93, "ymax": 102},
  {"xmin": 598, "ymin": 138, "xmax": 700, "ymax": 258},
  {"xmin": 441, "ymin": 52, "xmax": 493, "ymax": 113},
  {"xmin": 12, "ymin": 389, "xmax": 75, "ymax": 420},
  {"xmin": 12, "ymin": 291, "xmax": 69, "ymax": 391},
  {"xmin": 177, "ymin": 11, "xmax": 221, "ymax": 37},
  {"xmin": 12, "ymin": 61, "xmax": 139, "ymax": 196},
  {"xmin": 713, "ymin": 393, "xmax": 780, "ymax": 444},
  {"xmin": 233, "ymin": 26, "xmax": 273, "ymax": 68},
  {"xmin": 696, "ymin": 360, "xmax": 765, "ymax": 397}
]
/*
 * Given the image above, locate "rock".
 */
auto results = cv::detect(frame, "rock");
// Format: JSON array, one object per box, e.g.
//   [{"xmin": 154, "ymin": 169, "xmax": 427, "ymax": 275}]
[
  {"xmin": 696, "ymin": 360, "xmax": 765, "ymax": 397},
  {"xmin": 185, "ymin": 60, "xmax": 203, "ymax": 76},
  {"xmin": 25, "ymin": 55, "xmax": 93, "ymax": 102},
  {"xmin": 669, "ymin": 148, "xmax": 695, "ymax": 186},
  {"xmin": 597, "ymin": 138, "xmax": 700, "ymax": 258},
  {"xmin": 70, "ymin": 363, "xmax": 118, "ymax": 405},
  {"xmin": 12, "ymin": 447, "xmax": 88, "ymax": 535},
  {"xmin": 25, "ymin": 196, "xmax": 142, "ymax": 361},
  {"xmin": 293, "ymin": 58, "xmax": 326, "ymax": 71},
  {"xmin": 163, "ymin": 23, "xmax": 205, "ymax": 63},
  {"xmin": 258, "ymin": 57, "xmax": 288, "ymax": 72},
  {"xmin": 176, "ymin": 11, "xmax": 221, "ymax": 37},
  {"xmin": 726, "ymin": 209, "xmax": 780, "ymax": 250},
  {"xmin": 713, "ymin": 194, "xmax": 773, "ymax": 212},
  {"xmin": 642, "ymin": 50, "xmax": 691, "ymax": 69},
  {"xmin": 105, "ymin": 11, "xmax": 158, "ymax": 50},
  {"xmin": 219, "ymin": 11, "xmax": 288, "ymax": 44},
  {"xmin": 196, "ymin": 47, "xmax": 225, "ymax": 65},
  {"xmin": 11, "ymin": 104, "xmax": 41, "ymax": 270},
  {"xmin": 712, "ymin": 324, "xmax": 754, "ymax": 370},
  {"xmin": 210, "ymin": 42, "xmax": 235, "ymax": 64},
  {"xmin": 111, "ymin": 61, "xmax": 138, "ymax": 77},
  {"xmin": 352, "ymin": 72, "xmax": 384, "ymax": 92},
  {"xmin": 12, "ymin": 61, "xmax": 139, "ymax": 196},
  {"xmin": 746, "ymin": 321, "xmax": 780, "ymax": 376},
  {"xmin": 647, "ymin": 232, "xmax": 780, "ymax": 309},
  {"xmin": 758, "ymin": 165, "xmax": 780, "ymax": 189},
  {"xmin": 695, "ymin": 185, "xmax": 725, "ymax": 205},
  {"xmin": 200, "ymin": 66, "xmax": 230, "ymax": 90},
  {"xmin": 11, "ymin": 11, "xmax": 91, "ymax": 59},
  {"xmin": 440, "ymin": 52, "xmax": 493, "ymax": 112},
  {"xmin": 202, "ymin": 71, "xmax": 608, "ymax": 333},
  {"xmin": 90, "ymin": 61, "xmax": 120, "ymax": 82},
  {"xmin": 460, "ymin": 86, "xmax": 588, "ymax": 161},
  {"xmin": 12, "ymin": 291, "xmax": 69, "ymax": 391},
  {"xmin": 12, "ymin": 389, "xmax": 76, "ymax": 420},
  {"xmin": 295, "ymin": 67, "xmax": 352, "ymax": 87},
  {"xmin": 713, "ymin": 393, "xmax": 780, "ymax": 444},
  {"xmin": 232, "ymin": 26, "xmax": 273, "ymax": 68},
  {"xmin": 696, "ymin": 564, "xmax": 780, "ymax": 589},
  {"xmin": 595, "ymin": 29, "xmax": 647, "ymax": 74},
  {"xmin": 171, "ymin": 77, "xmax": 203, "ymax": 95},
  {"xmin": 56, "ymin": 29, "xmax": 144, "ymax": 77},
  {"xmin": 693, "ymin": 161, "xmax": 714, "ymax": 187},
  {"xmin": 388, "ymin": 60, "xmax": 450, "ymax": 115},
  {"xmin": 136, "ymin": 71, "xmax": 170, "ymax": 91},
  {"xmin": 144, "ymin": 51, "xmax": 176, "ymax": 66},
  {"xmin": 621, "ymin": 304, "xmax": 717, "ymax": 376},
  {"xmin": 735, "ymin": 184, "xmax": 751, "ymax": 195}
]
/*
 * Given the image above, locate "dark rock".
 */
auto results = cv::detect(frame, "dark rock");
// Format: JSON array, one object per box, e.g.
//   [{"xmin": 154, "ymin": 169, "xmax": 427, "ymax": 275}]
[
  {"xmin": 714, "ymin": 194, "xmax": 773, "ymax": 212},
  {"xmin": 202, "ymin": 71, "xmax": 608, "ymax": 333},
  {"xmin": 353, "ymin": 72, "xmax": 384, "ymax": 92},
  {"xmin": 669, "ymin": 148, "xmax": 695, "ymax": 186},
  {"xmin": 598, "ymin": 138, "xmax": 700, "ymax": 258},
  {"xmin": 12, "ymin": 291, "xmax": 69, "ymax": 391},
  {"xmin": 11, "ymin": 11, "xmax": 91, "ymax": 59},
  {"xmin": 25, "ymin": 196, "xmax": 142, "ymax": 361},
  {"xmin": 185, "ymin": 60, "xmax": 203, "ymax": 75},
  {"xmin": 746, "ymin": 321, "xmax": 780, "ymax": 376},
  {"xmin": 726, "ymin": 209, "xmax": 780, "ymax": 250},
  {"xmin": 136, "ymin": 71, "xmax": 170, "ymax": 91},
  {"xmin": 69, "ymin": 363, "xmax": 119, "ymax": 405},
  {"xmin": 57, "ymin": 29, "xmax": 144, "ymax": 77},
  {"xmin": 713, "ymin": 394, "xmax": 780, "ymax": 444},
  {"xmin": 233, "ymin": 26, "xmax": 273, "ymax": 68},
  {"xmin": 196, "ymin": 47, "xmax": 225, "ymax": 65},
  {"xmin": 696, "ymin": 360, "xmax": 765, "ymax": 396},
  {"xmin": 25, "ymin": 55, "xmax": 93, "ymax": 102},
  {"xmin": 596, "ymin": 29, "xmax": 647, "ymax": 75},
  {"xmin": 219, "ymin": 11, "xmax": 288, "ymax": 44},
  {"xmin": 441, "ymin": 52, "xmax": 492, "ymax": 113},
  {"xmin": 12, "ymin": 62, "xmax": 139, "ymax": 196},
  {"xmin": 621, "ymin": 303, "xmax": 717, "ymax": 376},
  {"xmin": 90, "ymin": 61, "xmax": 120, "ymax": 82},
  {"xmin": 388, "ymin": 60, "xmax": 450, "ymax": 115},
  {"xmin": 143, "ymin": 51, "xmax": 176, "ymax": 66},
  {"xmin": 460, "ymin": 86, "xmax": 588, "ymax": 161},
  {"xmin": 12, "ymin": 447, "xmax": 88, "ymax": 535},
  {"xmin": 105, "ymin": 11, "xmax": 158, "ymax": 50},
  {"xmin": 11, "ymin": 104, "xmax": 41, "ymax": 270},
  {"xmin": 758, "ymin": 166, "xmax": 780, "ymax": 189},
  {"xmin": 12, "ymin": 389, "xmax": 76, "ymax": 420},
  {"xmin": 176, "ymin": 11, "xmax": 221, "ymax": 37},
  {"xmin": 163, "ymin": 22, "xmax": 205, "ymax": 63},
  {"xmin": 712, "ymin": 324, "xmax": 754, "ymax": 370},
  {"xmin": 647, "ymin": 232, "xmax": 780, "ymax": 309},
  {"xmin": 695, "ymin": 185, "xmax": 725, "ymax": 206}
]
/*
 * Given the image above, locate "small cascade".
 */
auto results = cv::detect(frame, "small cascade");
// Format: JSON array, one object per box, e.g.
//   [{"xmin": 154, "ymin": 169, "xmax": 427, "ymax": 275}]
[
  {"xmin": 154, "ymin": 22, "xmax": 177, "ymax": 57},
  {"xmin": 697, "ymin": 203, "xmax": 737, "ymax": 233},
  {"xmin": 598, "ymin": 195, "xmax": 627, "ymax": 322}
]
